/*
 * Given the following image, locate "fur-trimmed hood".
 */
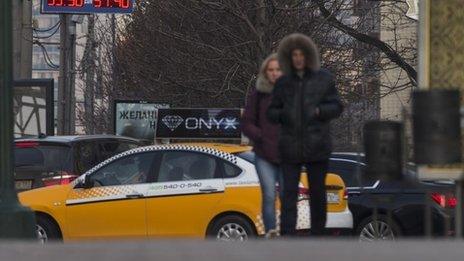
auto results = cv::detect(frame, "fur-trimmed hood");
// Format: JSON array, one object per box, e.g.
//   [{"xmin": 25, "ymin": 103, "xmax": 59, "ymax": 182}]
[
  {"xmin": 256, "ymin": 72, "xmax": 274, "ymax": 94},
  {"xmin": 255, "ymin": 53, "xmax": 278, "ymax": 94},
  {"xmin": 277, "ymin": 33, "xmax": 321, "ymax": 75}
]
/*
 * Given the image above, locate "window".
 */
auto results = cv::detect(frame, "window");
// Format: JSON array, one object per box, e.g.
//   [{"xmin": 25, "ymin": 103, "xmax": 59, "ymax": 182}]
[
  {"xmin": 157, "ymin": 151, "xmax": 218, "ymax": 182},
  {"xmin": 222, "ymin": 161, "xmax": 242, "ymax": 178},
  {"xmin": 15, "ymin": 145, "xmax": 71, "ymax": 171},
  {"xmin": 98, "ymin": 140, "xmax": 140, "ymax": 162},
  {"xmin": 90, "ymin": 152, "xmax": 154, "ymax": 186},
  {"xmin": 329, "ymin": 159, "xmax": 375, "ymax": 187},
  {"xmin": 74, "ymin": 142, "xmax": 99, "ymax": 175},
  {"xmin": 236, "ymin": 151, "xmax": 255, "ymax": 163}
]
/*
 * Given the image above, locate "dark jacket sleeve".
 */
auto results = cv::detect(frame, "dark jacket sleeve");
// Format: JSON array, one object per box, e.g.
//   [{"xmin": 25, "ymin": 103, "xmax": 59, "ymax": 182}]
[
  {"xmin": 318, "ymin": 78, "xmax": 343, "ymax": 120},
  {"xmin": 267, "ymin": 79, "xmax": 284, "ymax": 124},
  {"xmin": 241, "ymin": 89, "xmax": 262, "ymax": 142}
]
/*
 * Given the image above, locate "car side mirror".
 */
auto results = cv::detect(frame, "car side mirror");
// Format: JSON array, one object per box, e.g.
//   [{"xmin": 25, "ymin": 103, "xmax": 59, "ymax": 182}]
[
  {"xmin": 83, "ymin": 175, "xmax": 94, "ymax": 189},
  {"xmin": 75, "ymin": 175, "xmax": 94, "ymax": 189}
]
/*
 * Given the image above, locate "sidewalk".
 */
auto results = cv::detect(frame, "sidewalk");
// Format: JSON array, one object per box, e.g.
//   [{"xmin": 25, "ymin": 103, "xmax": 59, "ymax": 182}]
[{"xmin": 1, "ymin": 239, "xmax": 464, "ymax": 261}]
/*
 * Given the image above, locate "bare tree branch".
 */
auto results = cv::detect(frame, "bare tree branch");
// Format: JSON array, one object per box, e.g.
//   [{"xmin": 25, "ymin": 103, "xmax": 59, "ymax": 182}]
[{"xmin": 316, "ymin": 0, "xmax": 417, "ymax": 85}]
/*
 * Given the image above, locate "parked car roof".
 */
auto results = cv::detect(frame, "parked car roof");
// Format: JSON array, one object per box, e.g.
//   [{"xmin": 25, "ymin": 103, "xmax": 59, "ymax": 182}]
[
  {"xmin": 15, "ymin": 135, "xmax": 141, "ymax": 144},
  {"xmin": 331, "ymin": 152, "xmax": 365, "ymax": 162}
]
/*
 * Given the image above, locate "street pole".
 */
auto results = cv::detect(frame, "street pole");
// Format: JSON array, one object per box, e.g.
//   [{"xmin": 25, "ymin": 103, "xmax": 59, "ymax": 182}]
[
  {"xmin": 68, "ymin": 19, "xmax": 77, "ymax": 134},
  {"xmin": 20, "ymin": 0, "xmax": 33, "ymax": 79},
  {"xmin": 12, "ymin": 0, "xmax": 33, "ymax": 80},
  {"xmin": 0, "ymin": 0, "xmax": 36, "ymax": 239},
  {"xmin": 83, "ymin": 14, "xmax": 96, "ymax": 134},
  {"xmin": 12, "ymin": 0, "xmax": 22, "ymax": 80},
  {"xmin": 57, "ymin": 14, "xmax": 67, "ymax": 135},
  {"xmin": 58, "ymin": 14, "xmax": 76, "ymax": 135}
]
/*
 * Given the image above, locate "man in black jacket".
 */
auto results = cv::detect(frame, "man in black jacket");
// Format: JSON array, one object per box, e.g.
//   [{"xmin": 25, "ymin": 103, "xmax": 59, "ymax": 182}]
[{"xmin": 267, "ymin": 33, "xmax": 343, "ymax": 236}]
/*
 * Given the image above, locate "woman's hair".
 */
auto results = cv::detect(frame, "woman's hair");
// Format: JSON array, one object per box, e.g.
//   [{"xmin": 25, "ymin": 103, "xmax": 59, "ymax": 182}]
[
  {"xmin": 256, "ymin": 53, "xmax": 279, "ymax": 93},
  {"xmin": 259, "ymin": 53, "xmax": 278, "ymax": 81}
]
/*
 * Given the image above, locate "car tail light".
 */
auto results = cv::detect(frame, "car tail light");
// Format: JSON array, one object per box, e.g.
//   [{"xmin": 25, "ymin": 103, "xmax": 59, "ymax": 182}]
[
  {"xmin": 431, "ymin": 192, "xmax": 457, "ymax": 209},
  {"xmin": 447, "ymin": 195, "xmax": 457, "ymax": 208},
  {"xmin": 431, "ymin": 193, "xmax": 446, "ymax": 208},
  {"xmin": 298, "ymin": 187, "xmax": 309, "ymax": 196},
  {"xmin": 42, "ymin": 172, "xmax": 78, "ymax": 187},
  {"xmin": 343, "ymin": 189, "xmax": 348, "ymax": 200},
  {"xmin": 15, "ymin": 141, "xmax": 39, "ymax": 148},
  {"xmin": 276, "ymin": 185, "xmax": 309, "ymax": 195}
]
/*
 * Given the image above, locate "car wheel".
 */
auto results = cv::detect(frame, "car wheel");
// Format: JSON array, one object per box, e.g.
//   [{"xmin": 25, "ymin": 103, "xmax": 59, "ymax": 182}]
[
  {"xmin": 356, "ymin": 214, "xmax": 401, "ymax": 242},
  {"xmin": 207, "ymin": 215, "xmax": 255, "ymax": 242},
  {"xmin": 36, "ymin": 215, "xmax": 61, "ymax": 243}
]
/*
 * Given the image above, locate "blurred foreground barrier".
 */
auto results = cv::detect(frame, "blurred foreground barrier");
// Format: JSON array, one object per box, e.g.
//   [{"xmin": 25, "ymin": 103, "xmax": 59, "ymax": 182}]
[
  {"xmin": 412, "ymin": 89, "xmax": 463, "ymax": 238},
  {"xmin": 413, "ymin": 89, "xmax": 462, "ymax": 165},
  {"xmin": 363, "ymin": 121, "xmax": 404, "ymax": 181}
]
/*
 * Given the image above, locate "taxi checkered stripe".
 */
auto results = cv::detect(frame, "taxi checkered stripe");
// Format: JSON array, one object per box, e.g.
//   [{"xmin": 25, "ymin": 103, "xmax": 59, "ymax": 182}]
[
  {"xmin": 255, "ymin": 200, "xmax": 311, "ymax": 233},
  {"xmin": 72, "ymin": 144, "xmax": 238, "ymax": 186},
  {"xmin": 68, "ymin": 185, "xmax": 135, "ymax": 200}
]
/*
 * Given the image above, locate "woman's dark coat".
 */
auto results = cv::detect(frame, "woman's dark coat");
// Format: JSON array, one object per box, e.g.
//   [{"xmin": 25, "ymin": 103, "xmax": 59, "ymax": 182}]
[{"xmin": 241, "ymin": 62, "xmax": 280, "ymax": 164}]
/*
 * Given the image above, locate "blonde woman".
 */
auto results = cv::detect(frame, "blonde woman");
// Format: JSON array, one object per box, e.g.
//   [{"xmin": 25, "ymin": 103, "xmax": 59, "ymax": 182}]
[{"xmin": 242, "ymin": 54, "xmax": 282, "ymax": 238}]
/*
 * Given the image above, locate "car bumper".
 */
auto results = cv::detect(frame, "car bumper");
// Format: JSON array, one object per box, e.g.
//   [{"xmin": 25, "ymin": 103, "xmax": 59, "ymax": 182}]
[
  {"xmin": 255, "ymin": 203, "xmax": 354, "ymax": 235},
  {"xmin": 398, "ymin": 207, "xmax": 455, "ymax": 237},
  {"xmin": 296, "ymin": 204, "xmax": 353, "ymax": 230},
  {"xmin": 328, "ymin": 208, "xmax": 354, "ymax": 229},
  {"xmin": 294, "ymin": 207, "xmax": 353, "ymax": 236},
  {"xmin": 430, "ymin": 208, "xmax": 455, "ymax": 237}
]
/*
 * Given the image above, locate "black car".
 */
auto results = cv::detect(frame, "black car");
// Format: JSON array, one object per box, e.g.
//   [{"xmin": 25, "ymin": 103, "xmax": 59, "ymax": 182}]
[
  {"xmin": 329, "ymin": 153, "xmax": 456, "ymax": 240},
  {"xmin": 14, "ymin": 135, "xmax": 142, "ymax": 191}
]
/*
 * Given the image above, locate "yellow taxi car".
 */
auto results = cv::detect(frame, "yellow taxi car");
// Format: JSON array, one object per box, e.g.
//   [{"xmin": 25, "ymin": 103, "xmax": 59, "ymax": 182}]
[{"xmin": 19, "ymin": 143, "xmax": 352, "ymax": 242}]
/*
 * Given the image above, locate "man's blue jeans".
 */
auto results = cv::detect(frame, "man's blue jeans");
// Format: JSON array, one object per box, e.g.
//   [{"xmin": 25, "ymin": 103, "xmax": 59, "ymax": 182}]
[{"xmin": 255, "ymin": 155, "xmax": 283, "ymax": 232}]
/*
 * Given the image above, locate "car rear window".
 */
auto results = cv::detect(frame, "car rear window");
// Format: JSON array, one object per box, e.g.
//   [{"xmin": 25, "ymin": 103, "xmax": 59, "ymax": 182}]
[
  {"xmin": 74, "ymin": 140, "xmax": 141, "ymax": 175},
  {"xmin": 222, "ymin": 160, "xmax": 243, "ymax": 178},
  {"xmin": 99, "ymin": 141, "xmax": 140, "ymax": 161},
  {"xmin": 328, "ymin": 159, "xmax": 376, "ymax": 188},
  {"xmin": 74, "ymin": 142, "xmax": 99, "ymax": 175},
  {"xmin": 15, "ymin": 145, "xmax": 71, "ymax": 171},
  {"xmin": 236, "ymin": 151, "xmax": 255, "ymax": 163}
]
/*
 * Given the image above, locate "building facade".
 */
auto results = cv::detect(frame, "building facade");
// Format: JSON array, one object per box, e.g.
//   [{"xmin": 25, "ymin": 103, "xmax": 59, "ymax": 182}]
[{"xmin": 379, "ymin": 1, "xmax": 417, "ymax": 120}]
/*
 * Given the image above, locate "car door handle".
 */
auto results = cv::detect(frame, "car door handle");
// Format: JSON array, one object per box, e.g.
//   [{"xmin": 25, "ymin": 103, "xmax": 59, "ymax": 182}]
[
  {"xmin": 126, "ymin": 193, "xmax": 144, "ymax": 199},
  {"xmin": 199, "ymin": 188, "xmax": 218, "ymax": 193}
]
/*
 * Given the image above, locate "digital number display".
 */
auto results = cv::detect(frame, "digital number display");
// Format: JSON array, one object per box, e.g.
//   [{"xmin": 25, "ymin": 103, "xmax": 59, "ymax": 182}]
[
  {"xmin": 41, "ymin": 0, "xmax": 133, "ymax": 14},
  {"xmin": 47, "ymin": 0, "xmax": 84, "ymax": 7},
  {"xmin": 93, "ymin": 0, "xmax": 130, "ymax": 8}
]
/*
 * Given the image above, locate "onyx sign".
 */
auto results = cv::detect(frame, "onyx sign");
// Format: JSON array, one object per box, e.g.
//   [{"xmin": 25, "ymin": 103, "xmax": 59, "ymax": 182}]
[{"xmin": 156, "ymin": 108, "xmax": 241, "ymax": 139}]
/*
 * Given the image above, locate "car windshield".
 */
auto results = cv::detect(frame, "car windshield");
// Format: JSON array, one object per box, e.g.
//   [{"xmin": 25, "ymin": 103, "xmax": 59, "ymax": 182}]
[{"xmin": 15, "ymin": 144, "xmax": 71, "ymax": 171}]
